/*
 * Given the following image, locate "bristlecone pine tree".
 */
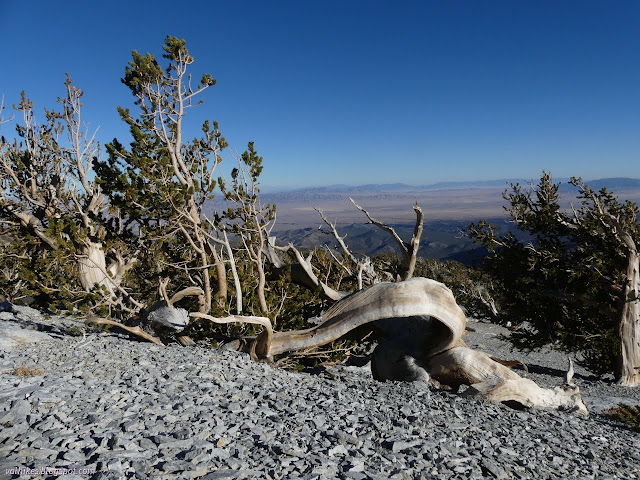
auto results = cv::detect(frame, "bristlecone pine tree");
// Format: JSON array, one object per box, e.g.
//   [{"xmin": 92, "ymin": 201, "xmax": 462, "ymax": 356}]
[
  {"xmin": 218, "ymin": 142, "xmax": 276, "ymax": 315},
  {"xmin": 0, "ymin": 76, "xmax": 137, "ymax": 313},
  {"xmin": 94, "ymin": 36, "xmax": 228, "ymax": 313},
  {"xmin": 467, "ymin": 172, "xmax": 640, "ymax": 386}
]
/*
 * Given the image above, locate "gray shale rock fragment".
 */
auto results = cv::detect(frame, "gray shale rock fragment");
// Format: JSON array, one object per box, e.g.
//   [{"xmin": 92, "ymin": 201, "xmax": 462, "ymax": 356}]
[
  {"xmin": 0, "ymin": 315, "xmax": 639, "ymax": 480},
  {"xmin": 0, "ymin": 322, "xmax": 53, "ymax": 350},
  {"xmin": 0, "ymin": 399, "xmax": 31, "ymax": 425},
  {"xmin": 481, "ymin": 458, "xmax": 508, "ymax": 480}
]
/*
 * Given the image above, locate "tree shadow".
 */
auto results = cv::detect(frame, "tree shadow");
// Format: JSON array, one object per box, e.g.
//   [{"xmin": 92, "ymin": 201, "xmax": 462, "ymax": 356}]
[{"xmin": 524, "ymin": 363, "xmax": 601, "ymax": 382}]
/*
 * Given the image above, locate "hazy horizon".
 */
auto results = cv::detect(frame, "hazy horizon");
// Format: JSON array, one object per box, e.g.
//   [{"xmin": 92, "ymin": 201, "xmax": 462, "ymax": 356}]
[{"xmin": 259, "ymin": 175, "xmax": 640, "ymax": 193}]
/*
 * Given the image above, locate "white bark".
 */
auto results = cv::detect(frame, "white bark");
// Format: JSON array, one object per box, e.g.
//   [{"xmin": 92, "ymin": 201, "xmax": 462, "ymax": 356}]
[
  {"xmin": 78, "ymin": 241, "xmax": 114, "ymax": 295},
  {"xmin": 464, "ymin": 377, "xmax": 588, "ymax": 415},
  {"xmin": 618, "ymin": 237, "xmax": 640, "ymax": 386},
  {"xmin": 263, "ymin": 278, "xmax": 466, "ymax": 358}
]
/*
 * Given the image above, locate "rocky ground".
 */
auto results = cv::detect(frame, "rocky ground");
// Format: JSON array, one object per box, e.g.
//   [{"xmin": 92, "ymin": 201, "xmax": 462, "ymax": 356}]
[{"xmin": 0, "ymin": 304, "xmax": 639, "ymax": 480}]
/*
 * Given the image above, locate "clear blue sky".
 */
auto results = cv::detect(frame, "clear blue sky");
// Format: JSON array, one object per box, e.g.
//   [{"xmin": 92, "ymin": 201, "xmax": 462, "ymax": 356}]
[{"xmin": 1, "ymin": 1, "xmax": 638, "ymax": 189}]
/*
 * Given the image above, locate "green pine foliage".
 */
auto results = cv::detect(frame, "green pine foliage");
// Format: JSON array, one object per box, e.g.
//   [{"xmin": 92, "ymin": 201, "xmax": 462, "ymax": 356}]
[
  {"xmin": 604, "ymin": 404, "xmax": 640, "ymax": 432},
  {"xmin": 0, "ymin": 82, "xmax": 110, "ymax": 313},
  {"xmin": 94, "ymin": 36, "xmax": 228, "ymax": 310},
  {"xmin": 0, "ymin": 231, "xmax": 100, "ymax": 312},
  {"xmin": 411, "ymin": 257, "xmax": 503, "ymax": 320},
  {"xmin": 217, "ymin": 142, "xmax": 276, "ymax": 314},
  {"xmin": 467, "ymin": 172, "xmax": 640, "ymax": 374}
]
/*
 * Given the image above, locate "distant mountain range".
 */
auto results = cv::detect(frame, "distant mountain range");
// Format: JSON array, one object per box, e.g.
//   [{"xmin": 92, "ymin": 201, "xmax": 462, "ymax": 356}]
[{"xmin": 264, "ymin": 177, "xmax": 640, "ymax": 197}]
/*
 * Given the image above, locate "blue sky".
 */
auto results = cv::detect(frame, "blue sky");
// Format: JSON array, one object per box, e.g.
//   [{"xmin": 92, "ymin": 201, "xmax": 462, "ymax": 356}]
[{"xmin": 1, "ymin": 1, "xmax": 638, "ymax": 189}]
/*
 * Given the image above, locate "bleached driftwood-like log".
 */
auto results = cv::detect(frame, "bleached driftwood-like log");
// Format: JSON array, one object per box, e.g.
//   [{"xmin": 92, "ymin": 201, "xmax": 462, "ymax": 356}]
[
  {"xmin": 464, "ymin": 377, "xmax": 588, "ymax": 415},
  {"xmin": 373, "ymin": 334, "xmax": 588, "ymax": 414},
  {"xmin": 84, "ymin": 317, "xmax": 162, "ymax": 345},
  {"xmin": 193, "ymin": 277, "xmax": 465, "ymax": 364},
  {"xmin": 258, "ymin": 278, "xmax": 466, "ymax": 359},
  {"xmin": 425, "ymin": 346, "xmax": 522, "ymax": 389}
]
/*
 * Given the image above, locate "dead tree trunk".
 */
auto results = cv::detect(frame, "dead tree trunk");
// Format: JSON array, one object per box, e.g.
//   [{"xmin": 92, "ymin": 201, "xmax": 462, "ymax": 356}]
[
  {"xmin": 116, "ymin": 276, "xmax": 587, "ymax": 414},
  {"xmin": 257, "ymin": 277, "xmax": 467, "ymax": 359}
]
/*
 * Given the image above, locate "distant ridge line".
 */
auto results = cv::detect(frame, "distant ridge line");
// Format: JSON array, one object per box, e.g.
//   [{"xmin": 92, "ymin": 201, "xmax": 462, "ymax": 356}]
[{"xmin": 263, "ymin": 177, "xmax": 640, "ymax": 196}]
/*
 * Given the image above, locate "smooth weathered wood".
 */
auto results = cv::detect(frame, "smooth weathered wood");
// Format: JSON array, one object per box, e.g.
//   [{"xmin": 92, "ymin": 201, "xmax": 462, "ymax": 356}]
[
  {"xmin": 426, "ymin": 346, "xmax": 522, "ymax": 390},
  {"xmin": 85, "ymin": 317, "xmax": 162, "ymax": 345},
  {"xmin": 78, "ymin": 241, "xmax": 112, "ymax": 294},
  {"xmin": 618, "ymin": 239, "xmax": 640, "ymax": 386},
  {"xmin": 261, "ymin": 278, "xmax": 466, "ymax": 358},
  {"xmin": 169, "ymin": 286, "xmax": 205, "ymax": 307},
  {"xmin": 464, "ymin": 377, "xmax": 588, "ymax": 415}
]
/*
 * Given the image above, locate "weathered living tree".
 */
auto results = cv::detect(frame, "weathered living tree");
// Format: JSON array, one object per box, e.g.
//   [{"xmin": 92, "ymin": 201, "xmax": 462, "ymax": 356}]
[
  {"xmin": 95, "ymin": 36, "xmax": 228, "ymax": 313},
  {"xmin": 467, "ymin": 172, "xmax": 640, "ymax": 386},
  {"xmin": 217, "ymin": 142, "xmax": 276, "ymax": 315},
  {"xmin": 0, "ymin": 77, "xmax": 138, "ymax": 312}
]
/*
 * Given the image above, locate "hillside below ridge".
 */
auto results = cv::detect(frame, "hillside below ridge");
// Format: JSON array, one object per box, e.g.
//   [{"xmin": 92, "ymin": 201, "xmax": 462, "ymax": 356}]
[{"xmin": 206, "ymin": 177, "xmax": 640, "ymax": 262}]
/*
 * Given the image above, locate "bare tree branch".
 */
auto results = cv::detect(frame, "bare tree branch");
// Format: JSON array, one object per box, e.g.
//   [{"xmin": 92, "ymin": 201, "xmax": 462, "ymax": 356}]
[
  {"xmin": 314, "ymin": 207, "xmax": 378, "ymax": 289},
  {"xmin": 350, "ymin": 198, "xmax": 424, "ymax": 280}
]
